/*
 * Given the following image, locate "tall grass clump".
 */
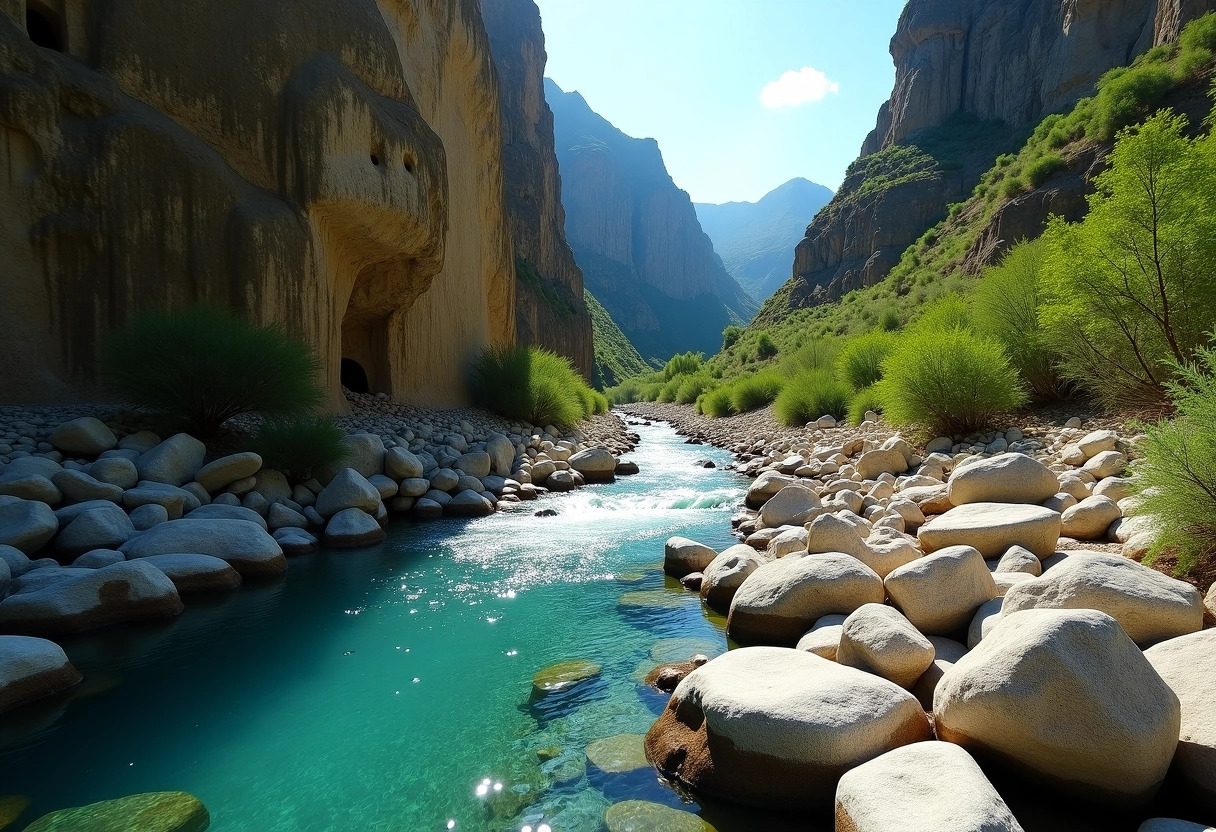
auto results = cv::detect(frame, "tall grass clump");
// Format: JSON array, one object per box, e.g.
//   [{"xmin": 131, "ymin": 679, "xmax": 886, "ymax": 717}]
[
  {"xmin": 971, "ymin": 239, "xmax": 1071, "ymax": 401},
  {"xmin": 468, "ymin": 345, "xmax": 594, "ymax": 428},
  {"xmin": 848, "ymin": 386, "xmax": 885, "ymax": 427},
  {"xmin": 878, "ymin": 328, "xmax": 1027, "ymax": 436},
  {"xmin": 250, "ymin": 415, "xmax": 347, "ymax": 485},
  {"xmin": 730, "ymin": 373, "xmax": 784, "ymax": 413},
  {"xmin": 675, "ymin": 373, "xmax": 713, "ymax": 404},
  {"xmin": 837, "ymin": 331, "xmax": 897, "ymax": 391},
  {"xmin": 699, "ymin": 387, "xmax": 735, "ymax": 418},
  {"xmin": 1137, "ymin": 346, "xmax": 1216, "ymax": 577},
  {"xmin": 755, "ymin": 332, "xmax": 778, "ymax": 360},
  {"xmin": 774, "ymin": 370, "xmax": 852, "ymax": 427},
  {"xmin": 102, "ymin": 305, "xmax": 324, "ymax": 438},
  {"xmin": 664, "ymin": 351, "xmax": 704, "ymax": 380}
]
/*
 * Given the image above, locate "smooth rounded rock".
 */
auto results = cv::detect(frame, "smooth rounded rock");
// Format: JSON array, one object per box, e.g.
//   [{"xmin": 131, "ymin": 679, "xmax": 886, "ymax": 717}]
[
  {"xmin": 993, "ymin": 545, "xmax": 1041, "ymax": 576},
  {"xmin": 745, "ymin": 471, "xmax": 795, "ymax": 508},
  {"xmin": 1145, "ymin": 629, "xmax": 1216, "ymax": 814},
  {"xmin": 837, "ymin": 604, "xmax": 935, "ymax": 689},
  {"xmin": 1060, "ymin": 495, "xmax": 1122, "ymax": 540},
  {"xmin": 141, "ymin": 554, "xmax": 241, "ymax": 594},
  {"xmin": 1137, "ymin": 822, "xmax": 1216, "ymax": 832},
  {"xmin": 48, "ymin": 417, "xmax": 117, "ymax": 456},
  {"xmin": 918, "ymin": 503, "xmax": 1060, "ymax": 558},
  {"xmin": 323, "ymin": 508, "xmax": 386, "ymax": 548},
  {"xmin": 947, "ymin": 452, "xmax": 1058, "ymax": 506},
  {"xmin": 911, "ymin": 636, "xmax": 969, "ymax": 711},
  {"xmin": 129, "ymin": 503, "xmax": 169, "ymax": 531},
  {"xmin": 767, "ymin": 526, "xmax": 809, "ymax": 557},
  {"xmin": 885, "ymin": 546, "xmax": 997, "ymax": 636},
  {"xmin": 22, "ymin": 791, "xmax": 210, "ymax": 832},
  {"xmin": 699, "ymin": 545, "xmax": 766, "ymax": 612},
  {"xmin": 586, "ymin": 733, "xmax": 648, "ymax": 774},
  {"xmin": 603, "ymin": 801, "xmax": 712, "ymax": 832},
  {"xmin": 89, "ymin": 457, "xmax": 139, "ymax": 490},
  {"xmin": 193, "ymin": 453, "xmax": 262, "ymax": 493},
  {"xmin": 120, "ymin": 518, "xmax": 285, "ymax": 577},
  {"xmin": 795, "ymin": 614, "xmax": 847, "ymax": 659},
  {"xmin": 72, "ymin": 549, "xmax": 125, "ymax": 568},
  {"xmin": 51, "ymin": 470, "xmax": 122, "ymax": 503},
  {"xmin": 0, "ymin": 500, "xmax": 58, "ymax": 554},
  {"xmin": 314, "ymin": 468, "xmax": 381, "ymax": 518},
  {"xmin": 569, "ymin": 447, "xmax": 617, "ymax": 482},
  {"xmin": 54, "ymin": 504, "xmax": 135, "ymax": 558},
  {"xmin": 446, "ymin": 489, "xmax": 493, "ymax": 517},
  {"xmin": 187, "ymin": 504, "xmax": 267, "ymax": 530},
  {"xmin": 664, "ymin": 537, "xmax": 717, "ymax": 579},
  {"xmin": 0, "ymin": 635, "xmax": 83, "ymax": 712},
  {"xmin": 856, "ymin": 448, "xmax": 908, "ymax": 480},
  {"xmin": 531, "ymin": 660, "xmax": 601, "ymax": 698},
  {"xmin": 136, "ymin": 434, "xmax": 206, "ymax": 487},
  {"xmin": 758, "ymin": 484, "xmax": 822, "ymax": 528}
]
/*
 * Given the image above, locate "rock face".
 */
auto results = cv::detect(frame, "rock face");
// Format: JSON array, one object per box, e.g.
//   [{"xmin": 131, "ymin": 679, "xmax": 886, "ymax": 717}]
[
  {"xmin": 0, "ymin": 0, "xmax": 514, "ymax": 409},
  {"xmin": 481, "ymin": 0, "xmax": 593, "ymax": 377},
  {"xmin": 546, "ymin": 78, "xmax": 756, "ymax": 361},
  {"xmin": 644, "ymin": 647, "xmax": 931, "ymax": 811}
]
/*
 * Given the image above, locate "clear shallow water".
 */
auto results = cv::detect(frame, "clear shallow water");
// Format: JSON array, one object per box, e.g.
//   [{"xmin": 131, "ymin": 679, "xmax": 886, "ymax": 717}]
[{"xmin": 0, "ymin": 423, "xmax": 759, "ymax": 832}]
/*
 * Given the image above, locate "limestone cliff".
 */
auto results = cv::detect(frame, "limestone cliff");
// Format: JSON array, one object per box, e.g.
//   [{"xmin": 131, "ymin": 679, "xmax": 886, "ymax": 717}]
[
  {"xmin": 768, "ymin": 0, "xmax": 1210, "ymax": 322},
  {"xmin": 0, "ymin": 0, "xmax": 514, "ymax": 409},
  {"xmin": 482, "ymin": 0, "xmax": 593, "ymax": 379},
  {"xmin": 546, "ymin": 79, "xmax": 757, "ymax": 363}
]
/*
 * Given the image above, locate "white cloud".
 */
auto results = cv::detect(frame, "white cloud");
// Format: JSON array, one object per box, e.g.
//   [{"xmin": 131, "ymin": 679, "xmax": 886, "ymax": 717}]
[{"xmin": 760, "ymin": 67, "xmax": 840, "ymax": 109}]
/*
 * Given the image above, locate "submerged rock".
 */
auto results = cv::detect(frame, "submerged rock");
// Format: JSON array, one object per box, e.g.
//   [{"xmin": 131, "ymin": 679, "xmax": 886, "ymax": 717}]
[
  {"xmin": 22, "ymin": 791, "xmax": 209, "ymax": 832},
  {"xmin": 603, "ymin": 801, "xmax": 714, "ymax": 832},
  {"xmin": 532, "ymin": 660, "xmax": 602, "ymax": 698},
  {"xmin": 585, "ymin": 733, "xmax": 648, "ymax": 774}
]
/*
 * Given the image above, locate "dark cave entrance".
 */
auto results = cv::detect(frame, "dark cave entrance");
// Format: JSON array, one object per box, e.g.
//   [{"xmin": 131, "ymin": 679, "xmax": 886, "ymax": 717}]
[
  {"xmin": 26, "ymin": 4, "xmax": 62, "ymax": 52},
  {"xmin": 341, "ymin": 358, "xmax": 371, "ymax": 395}
]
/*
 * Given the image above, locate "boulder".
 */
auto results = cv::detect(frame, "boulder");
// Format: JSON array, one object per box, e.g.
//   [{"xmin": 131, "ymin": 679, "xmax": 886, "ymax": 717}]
[
  {"xmin": 5, "ymin": 457, "xmax": 63, "ymax": 479},
  {"xmin": 967, "ymin": 598, "xmax": 1004, "ymax": 649},
  {"xmin": 485, "ymin": 434, "xmax": 515, "ymax": 477},
  {"xmin": 885, "ymin": 546, "xmax": 997, "ymax": 636},
  {"xmin": 129, "ymin": 504, "xmax": 169, "ymax": 531},
  {"xmin": 0, "ymin": 560, "xmax": 184, "ymax": 635},
  {"xmin": 336, "ymin": 433, "xmax": 384, "ymax": 479},
  {"xmin": 72, "ymin": 549, "xmax": 125, "ymax": 568},
  {"xmin": 412, "ymin": 498, "xmax": 443, "ymax": 520},
  {"xmin": 768, "ymin": 526, "xmax": 809, "ymax": 557},
  {"xmin": 89, "ymin": 457, "xmax": 139, "ymax": 489},
  {"xmin": 1144, "ymin": 629, "xmax": 1216, "ymax": 814},
  {"xmin": 992, "ymin": 572, "xmax": 1035, "ymax": 597},
  {"xmin": 273, "ymin": 528, "xmax": 319, "ymax": 555},
  {"xmin": 398, "ymin": 478, "xmax": 430, "ymax": 498},
  {"xmin": 531, "ymin": 659, "xmax": 601, "ymax": 698},
  {"xmin": 586, "ymin": 733, "xmax": 649, "ymax": 774},
  {"xmin": 21, "ymin": 791, "xmax": 210, "ymax": 832},
  {"xmin": 429, "ymin": 468, "xmax": 461, "ymax": 493},
  {"xmin": 0, "ymin": 634, "xmax": 83, "ymax": 712},
  {"xmin": 0, "ymin": 499, "xmax": 59, "ymax": 554},
  {"xmin": 118, "ymin": 431, "xmax": 161, "ymax": 453},
  {"xmin": 1002, "ymin": 552, "xmax": 1203, "ymax": 646},
  {"xmin": 322, "ymin": 508, "xmax": 386, "ymax": 548},
  {"xmin": 911, "ymin": 636, "xmax": 969, "ymax": 711},
  {"xmin": 664, "ymin": 537, "xmax": 717, "ymax": 578},
  {"xmin": 1060, "ymin": 495, "xmax": 1122, "ymax": 540},
  {"xmin": 141, "ymin": 554, "xmax": 241, "ymax": 594},
  {"xmin": 603, "ymin": 801, "xmax": 710, "ymax": 832},
  {"xmin": 700, "ymin": 545, "xmax": 766, "ymax": 612},
  {"xmin": 455, "ymin": 451, "xmax": 492, "ymax": 479},
  {"xmin": 315, "ymin": 468, "xmax": 381, "ymax": 518},
  {"xmin": 918, "ymin": 503, "xmax": 1060, "ymax": 558},
  {"xmin": 805, "ymin": 512, "xmax": 869, "ymax": 558},
  {"xmin": 837, "ymin": 604, "xmax": 936, "ymax": 689},
  {"xmin": 546, "ymin": 469, "xmax": 576, "ymax": 491},
  {"xmin": 121, "ymin": 518, "xmax": 286, "ymax": 576},
  {"xmin": 52, "ymin": 470, "xmax": 123, "ymax": 503},
  {"xmin": 835, "ymin": 741, "xmax": 1024, "ymax": 832},
  {"xmin": 856, "ymin": 448, "xmax": 908, "ymax": 480},
  {"xmin": 367, "ymin": 474, "xmax": 399, "ymax": 500},
  {"xmin": 1083, "ymin": 450, "xmax": 1127, "ymax": 479},
  {"xmin": 384, "ymin": 447, "xmax": 425, "ymax": 480},
  {"xmin": 935, "ymin": 608, "xmax": 1181, "ymax": 805},
  {"xmin": 48, "ymin": 417, "xmax": 118, "ymax": 456},
  {"xmin": 267, "ymin": 503, "xmax": 308, "ymax": 531},
  {"xmin": 187, "ymin": 504, "xmax": 268, "ymax": 530},
  {"xmin": 54, "ymin": 504, "xmax": 136, "ymax": 558},
  {"xmin": 993, "ymin": 545, "xmax": 1041, "ymax": 576},
  {"xmin": 615, "ymin": 461, "xmax": 640, "ymax": 475},
  {"xmin": 759, "ymin": 484, "xmax": 822, "ymax": 528},
  {"xmin": 0, "ymin": 473, "xmax": 61, "ymax": 504},
  {"xmin": 569, "ymin": 447, "xmax": 617, "ymax": 482},
  {"xmin": 122, "ymin": 486, "xmax": 185, "ymax": 520},
  {"xmin": 0, "ymin": 544, "xmax": 31, "ymax": 577},
  {"xmin": 795, "ymin": 614, "xmax": 848, "ymax": 659},
  {"xmin": 644, "ymin": 656, "xmax": 709, "ymax": 692},
  {"xmin": 193, "ymin": 452, "xmax": 262, "ymax": 493},
  {"xmin": 251, "ymin": 470, "xmax": 291, "ymax": 503},
  {"xmin": 447, "ymin": 489, "xmax": 494, "ymax": 517},
  {"xmin": 947, "ymin": 453, "xmax": 1058, "ymax": 506},
  {"xmin": 1137, "ymin": 822, "xmax": 1215, "ymax": 832},
  {"xmin": 745, "ymin": 471, "xmax": 795, "ymax": 508},
  {"xmin": 727, "ymin": 553, "xmax": 885, "ymax": 646},
  {"xmin": 644, "ymin": 647, "xmax": 931, "ymax": 811},
  {"xmin": 136, "ymin": 434, "xmax": 206, "ymax": 486}
]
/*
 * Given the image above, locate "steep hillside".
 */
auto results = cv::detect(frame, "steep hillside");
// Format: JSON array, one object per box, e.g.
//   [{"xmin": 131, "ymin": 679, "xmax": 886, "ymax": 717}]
[
  {"xmin": 585, "ymin": 290, "xmax": 652, "ymax": 389},
  {"xmin": 482, "ymin": 0, "xmax": 594, "ymax": 379},
  {"xmin": 694, "ymin": 178, "xmax": 834, "ymax": 303},
  {"xmin": 546, "ymin": 79, "xmax": 757, "ymax": 363}
]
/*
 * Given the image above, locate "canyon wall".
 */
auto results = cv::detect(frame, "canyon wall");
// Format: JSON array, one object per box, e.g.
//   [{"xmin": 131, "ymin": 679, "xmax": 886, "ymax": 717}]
[
  {"xmin": 482, "ymin": 0, "xmax": 593, "ymax": 379},
  {"xmin": 0, "ymin": 0, "xmax": 514, "ymax": 409},
  {"xmin": 547, "ymin": 79, "xmax": 757, "ymax": 363}
]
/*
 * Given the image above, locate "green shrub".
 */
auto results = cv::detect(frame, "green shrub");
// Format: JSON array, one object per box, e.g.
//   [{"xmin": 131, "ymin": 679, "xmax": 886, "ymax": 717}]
[
  {"xmin": 101, "ymin": 305, "xmax": 324, "ymax": 438},
  {"xmin": 847, "ymin": 385, "xmax": 885, "ymax": 426},
  {"xmin": 250, "ymin": 415, "xmax": 346, "ymax": 485},
  {"xmin": 700, "ymin": 387, "xmax": 736, "ymax": 418},
  {"xmin": 1092, "ymin": 63, "xmax": 1177, "ymax": 141},
  {"xmin": 837, "ymin": 331, "xmax": 897, "ymax": 391},
  {"xmin": 971, "ymin": 239, "xmax": 1071, "ymax": 401},
  {"xmin": 675, "ymin": 373, "xmax": 712, "ymax": 404},
  {"xmin": 1025, "ymin": 153, "xmax": 1066, "ymax": 187},
  {"xmin": 657, "ymin": 376, "xmax": 682, "ymax": 403},
  {"xmin": 1137, "ymin": 346, "xmax": 1216, "ymax": 576},
  {"xmin": 879, "ymin": 308, "xmax": 901, "ymax": 332},
  {"xmin": 578, "ymin": 386, "xmax": 610, "ymax": 416},
  {"xmin": 912, "ymin": 293, "xmax": 971, "ymax": 334},
  {"xmin": 730, "ymin": 373, "xmax": 784, "ymax": 413},
  {"xmin": 755, "ymin": 332, "xmax": 778, "ymax": 360},
  {"xmin": 664, "ymin": 351, "xmax": 704, "ymax": 380},
  {"xmin": 468, "ymin": 345, "xmax": 590, "ymax": 428},
  {"xmin": 784, "ymin": 338, "xmax": 839, "ymax": 375},
  {"xmin": 1000, "ymin": 176, "xmax": 1026, "ymax": 199},
  {"xmin": 1179, "ymin": 13, "xmax": 1216, "ymax": 76},
  {"xmin": 878, "ymin": 328, "xmax": 1027, "ymax": 435},
  {"xmin": 722, "ymin": 325, "xmax": 743, "ymax": 350},
  {"xmin": 774, "ymin": 370, "xmax": 852, "ymax": 427}
]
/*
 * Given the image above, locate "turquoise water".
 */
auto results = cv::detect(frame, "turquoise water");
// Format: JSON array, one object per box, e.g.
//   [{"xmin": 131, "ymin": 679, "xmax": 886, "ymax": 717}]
[{"xmin": 0, "ymin": 423, "xmax": 757, "ymax": 832}]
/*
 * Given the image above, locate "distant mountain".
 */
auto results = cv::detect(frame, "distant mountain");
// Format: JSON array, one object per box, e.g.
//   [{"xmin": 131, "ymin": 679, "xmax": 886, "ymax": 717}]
[
  {"xmin": 695, "ymin": 178, "xmax": 834, "ymax": 302},
  {"xmin": 545, "ymin": 78, "xmax": 757, "ymax": 364}
]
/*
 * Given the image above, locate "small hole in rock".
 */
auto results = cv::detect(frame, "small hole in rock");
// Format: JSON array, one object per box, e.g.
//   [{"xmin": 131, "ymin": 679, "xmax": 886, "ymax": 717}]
[
  {"xmin": 27, "ymin": 7, "xmax": 62, "ymax": 51},
  {"xmin": 370, "ymin": 153, "xmax": 380, "ymax": 167}
]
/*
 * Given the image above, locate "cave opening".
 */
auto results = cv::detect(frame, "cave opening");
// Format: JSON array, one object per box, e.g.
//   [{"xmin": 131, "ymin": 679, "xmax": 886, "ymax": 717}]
[
  {"xmin": 26, "ymin": 4, "xmax": 62, "ymax": 52},
  {"xmin": 341, "ymin": 358, "xmax": 370, "ymax": 394}
]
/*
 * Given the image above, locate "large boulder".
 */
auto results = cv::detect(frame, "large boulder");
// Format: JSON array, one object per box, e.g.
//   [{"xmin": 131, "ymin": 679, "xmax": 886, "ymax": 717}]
[
  {"xmin": 140, "ymin": 554, "xmax": 242, "ymax": 595},
  {"xmin": 664, "ymin": 537, "xmax": 717, "ymax": 578},
  {"xmin": 0, "ymin": 499, "xmax": 59, "ymax": 554},
  {"xmin": 0, "ymin": 472, "xmax": 62, "ymax": 504},
  {"xmin": 1145, "ymin": 629, "xmax": 1216, "ymax": 814},
  {"xmin": 120, "ymin": 518, "xmax": 286, "ymax": 577},
  {"xmin": 759, "ymin": 484, "xmax": 822, "ymax": 528},
  {"xmin": 911, "ymin": 636, "xmax": 969, "ymax": 711},
  {"xmin": 314, "ymin": 468, "xmax": 381, "ymax": 518},
  {"xmin": 569, "ymin": 448, "xmax": 616, "ymax": 482},
  {"xmin": 193, "ymin": 453, "xmax": 262, "ymax": 493},
  {"xmin": 699, "ymin": 545, "xmax": 766, "ymax": 612},
  {"xmin": 918, "ymin": 503, "xmax": 1060, "ymax": 558},
  {"xmin": 1137, "ymin": 822, "xmax": 1216, "ymax": 832},
  {"xmin": 727, "ymin": 553, "xmax": 884, "ymax": 646},
  {"xmin": 835, "ymin": 741, "xmax": 1024, "ymax": 832},
  {"xmin": 745, "ymin": 471, "xmax": 795, "ymax": 508},
  {"xmin": 188, "ymin": 504, "xmax": 268, "ymax": 530},
  {"xmin": 335, "ymin": 433, "xmax": 385, "ymax": 479},
  {"xmin": 935, "ymin": 608, "xmax": 1181, "ymax": 806},
  {"xmin": 485, "ymin": 434, "xmax": 515, "ymax": 477},
  {"xmin": 322, "ymin": 508, "xmax": 386, "ymax": 548},
  {"xmin": 52, "ymin": 470, "xmax": 123, "ymax": 503},
  {"xmin": 836, "ymin": 604, "xmax": 935, "ymax": 689},
  {"xmin": 0, "ymin": 635, "xmax": 83, "ymax": 712},
  {"xmin": 0, "ymin": 560, "xmax": 184, "ymax": 635},
  {"xmin": 795, "ymin": 613, "xmax": 848, "ymax": 659},
  {"xmin": 1060, "ymin": 495, "xmax": 1122, "ymax": 540},
  {"xmin": 884, "ymin": 546, "xmax": 997, "ymax": 636},
  {"xmin": 22, "ymin": 791, "xmax": 210, "ymax": 832},
  {"xmin": 89, "ymin": 457, "xmax": 139, "ymax": 489},
  {"xmin": 644, "ymin": 647, "xmax": 931, "ymax": 811},
  {"xmin": 384, "ymin": 447, "xmax": 424, "ymax": 480},
  {"xmin": 947, "ymin": 453, "xmax": 1058, "ymax": 506},
  {"xmin": 446, "ymin": 489, "xmax": 493, "ymax": 517},
  {"xmin": 455, "ymin": 451, "xmax": 492, "ymax": 479},
  {"xmin": 54, "ymin": 504, "xmax": 136, "ymax": 558},
  {"xmin": 1002, "ymin": 552, "xmax": 1203, "ymax": 646},
  {"xmin": 49, "ymin": 417, "xmax": 118, "ymax": 456},
  {"xmin": 136, "ymin": 434, "xmax": 207, "ymax": 486},
  {"xmin": 856, "ymin": 448, "xmax": 908, "ymax": 480}
]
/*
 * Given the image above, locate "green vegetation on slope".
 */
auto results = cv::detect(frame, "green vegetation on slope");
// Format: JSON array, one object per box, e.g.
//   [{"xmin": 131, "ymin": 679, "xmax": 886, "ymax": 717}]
[{"xmin": 585, "ymin": 289, "xmax": 652, "ymax": 389}]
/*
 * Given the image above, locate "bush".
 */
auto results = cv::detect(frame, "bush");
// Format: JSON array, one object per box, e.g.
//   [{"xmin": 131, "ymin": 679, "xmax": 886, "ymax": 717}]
[
  {"xmin": 755, "ymin": 332, "xmax": 778, "ymax": 360},
  {"xmin": 878, "ymin": 328, "xmax": 1028, "ymax": 435},
  {"xmin": 1178, "ymin": 13, "xmax": 1216, "ymax": 76},
  {"xmin": 468, "ymin": 345, "xmax": 592, "ymax": 428},
  {"xmin": 101, "ymin": 305, "xmax": 324, "ymax": 438},
  {"xmin": 1092, "ymin": 63, "xmax": 1177, "ymax": 141},
  {"xmin": 699, "ymin": 387, "xmax": 735, "ymax": 418},
  {"xmin": 731, "ymin": 373, "xmax": 784, "ymax": 413},
  {"xmin": 675, "ymin": 373, "xmax": 712, "ymax": 404},
  {"xmin": 912, "ymin": 293, "xmax": 971, "ymax": 334},
  {"xmin": 1137, "ymin": 347, "xmax": 1216, "ymax": 576},
  {"xmin": 1039, "ymin": 112, "xmax": 1216, "ymax": 410},
  {"xmin": 774, "ymin": 370, "xmax": 852, "ymax": 427},
  {"xmin": 250, "ymin": 415, "xmax": 346, "ymax": 485},
  {"xmin": 578, "ymin": 386, "xmax": 609, "ymax": 416},
  {"xmin": 664, "ymin": 351, "xmax": 704, "ymax": 380},
  {"xmin": 879, "ymin": 308, "xmax": 901, "ymax": 332},
  {"xmin": 848, "ymin": 385, "xmax": 885, "ymax": 426},
  {"xmin": 1025, "ymin": 153, "xmax": 1066, "ymax": 187},
  {"xmin": 784, "ymin": 338, "xmax": 839, "ymax": 375},
  {"xmin": 837, "ymin": 331, "xmax": 897, "ymax": 391},
  {"xmin": 971, "ymin": 239, "xmax": 1071, "ymax": 401},
  {"xmin": 722, "ymin": 325, "xmax": 743, "ymax": 350}
]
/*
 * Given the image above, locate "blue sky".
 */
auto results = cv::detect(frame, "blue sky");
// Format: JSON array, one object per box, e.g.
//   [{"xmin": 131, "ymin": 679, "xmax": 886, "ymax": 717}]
[{"xmin": 533, "ymin": 0, "xmax": 907, "ymax": 204}]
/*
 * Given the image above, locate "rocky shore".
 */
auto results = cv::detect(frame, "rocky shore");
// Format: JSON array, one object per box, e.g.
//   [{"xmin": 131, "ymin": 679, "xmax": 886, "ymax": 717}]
[
  {"xmin": 0, "ymin": 395, "xmax": 636, "ymax": 719},
  {"xmin": 623, "ymin": 401, "xmax": 1216, "ymax": 831}
]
